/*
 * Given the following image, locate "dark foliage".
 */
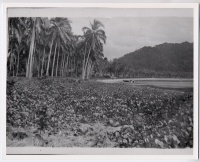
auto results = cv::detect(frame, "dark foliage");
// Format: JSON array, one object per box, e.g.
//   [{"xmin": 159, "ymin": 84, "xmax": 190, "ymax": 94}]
[
  {"xmin": 6, "ymin": 78, "xmax": 193, "ymax": 148},
  {"xmin": 109, "ymin": 42, "xmax": 193, "ymax": 78}
]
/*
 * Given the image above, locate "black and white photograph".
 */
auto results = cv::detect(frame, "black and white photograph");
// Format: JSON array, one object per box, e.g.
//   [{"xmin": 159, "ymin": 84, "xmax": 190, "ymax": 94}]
[{"xmin": 4, "ymin": 3, "xmax": 199, "ymax": 157}]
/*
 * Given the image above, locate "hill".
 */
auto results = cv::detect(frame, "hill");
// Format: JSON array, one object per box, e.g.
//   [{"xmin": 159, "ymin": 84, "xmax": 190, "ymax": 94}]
[
  {"xmin": 116, "ymin": 42, "xmax": 193, "ymax": 72},
  {"xmin": 110, "ymin": 42, "xmax": 193, "ymax": 78}
]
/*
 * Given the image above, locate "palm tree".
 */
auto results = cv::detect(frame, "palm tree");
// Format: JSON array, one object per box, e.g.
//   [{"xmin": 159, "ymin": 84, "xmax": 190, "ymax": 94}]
[
  {"xmin": 14, "ymin": 40, "xmax": 26, "ymax": 76},
  {"xmin": 26, "ymin": 17, "xmax": 46, "ymax": 78},
  {"xmin": 8, "ymin": 18, "xmax": 26, "ymax": 55},
  {"xmin": 33, "ymin": 19, "xmax": 51, "ymax": 77},
  {"xmin": 82, "ymin": 19, "xmax": 106, "ymax": 79},
  {"xmin": 55, "ymin": 41, "xmax": 66, "ymax": 77},
  {"xmin": 46, "ymin": 34, "xmax": 54, "ymax": 76},
  {"xmin": 73, "ymin": 35, "xmax": 85, "ymax": 77},
  {"xmin": 8, "ymin": 18, "xmax": 27, "ymax": 76},
  {"xmin": 45, "ymin": 17, "xmax": 72, "ymax": 77},
  {"xmin": 8, "ymin": 38, "xmax": 17, "ymax": 76}
]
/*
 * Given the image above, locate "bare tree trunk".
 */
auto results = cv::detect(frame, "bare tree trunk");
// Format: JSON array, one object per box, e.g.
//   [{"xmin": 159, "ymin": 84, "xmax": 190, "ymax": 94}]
[
  {"xmin": 90, "ymin": 61, "xmax": 94, "ymax": 78},
  {"xmin": 73, "ymin": 55, "xmax": 76, "ymax": 76},
  {"xmin": 86, "ymin": 59, "xmax": 90, "ymax": 79},
  {"xmin": 65, "ymin": 52, "xmax": 70, "ymax": 76},
  {"xmin": 41, "ymin": 47, "xmax": 45, "ymax": 77},
  {"xmin": 55, "ymin": 47, "xmax": 60, "ymax": 77},
  {"xmin": 38, "ymin": 50, "xmax": 40, "ymax": 77},
  {"xmin": 86, "ymin": 59, "xmax": 93, "ymax": 79},
  {"xmin": 51, "ymin": 42, "xmax": 57, "ymax": 77},
  {"xmin": 32, "ymin": 41, "xmax": 36, "ymax": 77},
  {"xmin": 16, "ymin": 51, "xmax": 20, "ymax": 76},
  {"xmin": 26, "ymin": 50, "xmax": 30, "ymax": 77},
  {"xmin": 44, "ymin": 59, "xmax": 47, "ymax": 75},
  {"xmin": 75, "ymin": 60, "xmax": 78, "ymax": 77},
  {"xmin": 27, "ymin": 20, "xmax": 36, "ymax": 78},
  {"xmin": 12, "ymin": 56, "xmax": 15, "ymax": 77},
  {"xmin": 26, "ymin": 56, "xmax": 29, "ymax": 77},
  {"xmin": 12, "ymin": 61, "xmax": 15, "ymax": 77},
  {"xmin": 82, "ymin": 43, "xmax": 87, "ymax": 79},
  {"xmin": 9, "ymin": 49, "xmax": 12, "ymax": 76},
  {"xmin": 37, "ymin": 57, "xmax": 40, "ymax": 77},
  {"xmin": 37, "ymin": 62, "xmax": 40, "ymax": 77},
  {"xmin": 69, "ymin": 57, "xmax": 72, "ymax": 76},
  {"xmin": 46, "ymin": 38, "xmax": 54, "ymax": 76},
  {"xmin": 61, "ymin": 53, "xmax": 65, "ymax": 76},
  {"xmin": 59, "ymin": 52, "xmax": 63, "ymax": 76},
  {"xmin": 83, "ymin": 46, "xmax": 91, "ymax": 80},
  {"xmin": 7, "ymin": 28, "xmax": 9, "ymax": 57}
]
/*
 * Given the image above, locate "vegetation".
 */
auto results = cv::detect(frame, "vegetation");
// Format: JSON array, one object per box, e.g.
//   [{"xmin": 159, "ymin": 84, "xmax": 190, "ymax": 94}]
[
  {"xmin": 8, "ymin": 17, "xmax": 193, "ymax": 79},
  {"xmin": 7, "ymin": 78, "xmax": 193, "ymax": 148},
  {"xmin": 107, "ymin": 42, "xmax": 193, "ymax": 78},
  {"xmin": 7, "ymin": 17, "xmax": 193, "ymax": 148},
  {"xmin": 7, "ymin": 17, "xmax": 107, "ymax": 79}
]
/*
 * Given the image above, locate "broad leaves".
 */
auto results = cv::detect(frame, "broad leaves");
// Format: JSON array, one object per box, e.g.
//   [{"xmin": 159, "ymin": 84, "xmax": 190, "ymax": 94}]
[{"xmin": 6, "ymin": 77, "xmax": 193, "ymax": 148}]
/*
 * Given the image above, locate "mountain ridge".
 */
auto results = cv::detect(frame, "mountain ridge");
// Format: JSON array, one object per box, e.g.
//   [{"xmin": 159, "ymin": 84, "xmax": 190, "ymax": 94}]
[{"xmin": 113, "ymin": 41, "xmax": 193, "ymax": 73}]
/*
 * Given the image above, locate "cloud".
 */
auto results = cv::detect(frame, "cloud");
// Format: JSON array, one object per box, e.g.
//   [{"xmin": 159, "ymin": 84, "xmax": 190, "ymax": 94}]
[
  {"xmin": 102, "ymin": 17, "xmax": 193, "ymax": 60},
  {"xmin": 8, "ymin": 8, "xmax": 193, "ymax": 60},
  {"xmin": 69, "ymin": 17, "xmax": 193, "ymax": 60}
]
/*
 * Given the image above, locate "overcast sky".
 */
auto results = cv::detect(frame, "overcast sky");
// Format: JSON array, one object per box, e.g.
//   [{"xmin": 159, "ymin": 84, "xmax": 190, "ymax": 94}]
[{"xmin": 8, "ymin": 8, "xmax": 193, "ymax": 60}]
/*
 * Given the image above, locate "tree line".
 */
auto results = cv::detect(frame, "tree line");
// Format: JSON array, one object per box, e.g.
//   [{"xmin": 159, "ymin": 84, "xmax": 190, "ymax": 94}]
[
  {"xmin": 7, "ymin": 17, "xmax": 107, "ymax": 79},
  {"xmin": 105, "ymin": 61, "xmax": 193, "ymax": 78},
  {"xmin": 105, "ymin": 42, "xmax": 193, "ymax": 78}
]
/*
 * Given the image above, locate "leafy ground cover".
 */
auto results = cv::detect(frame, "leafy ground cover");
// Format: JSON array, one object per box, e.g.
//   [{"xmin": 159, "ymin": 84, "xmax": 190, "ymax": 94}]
[{"xmin": 6, "ymin": 77, "xmax": 193, "ymax": 148}]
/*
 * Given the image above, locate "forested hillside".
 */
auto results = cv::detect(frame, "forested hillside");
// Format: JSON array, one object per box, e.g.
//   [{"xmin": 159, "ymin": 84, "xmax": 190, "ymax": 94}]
[{"xmin": 108, "ymin": 42, "xmax": 193, "ymax": 78}]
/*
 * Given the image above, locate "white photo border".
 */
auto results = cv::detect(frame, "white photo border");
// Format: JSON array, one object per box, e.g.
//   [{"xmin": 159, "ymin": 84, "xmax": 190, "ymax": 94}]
[{"xmin": 1, "ymin": 2, "xmax": 199, "ymax": 160}]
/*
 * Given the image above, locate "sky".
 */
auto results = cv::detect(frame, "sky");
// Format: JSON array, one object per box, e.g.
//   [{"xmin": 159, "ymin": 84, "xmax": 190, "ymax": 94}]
[{"xmin": 8, "ymin": 7, "xmax": 193, "ymax": 60}]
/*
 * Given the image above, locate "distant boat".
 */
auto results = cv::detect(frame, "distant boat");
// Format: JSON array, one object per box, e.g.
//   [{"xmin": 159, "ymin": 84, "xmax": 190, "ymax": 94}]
[{"xmin": 123, "ymin": 80, "xmax": 135, "ymax": 83}]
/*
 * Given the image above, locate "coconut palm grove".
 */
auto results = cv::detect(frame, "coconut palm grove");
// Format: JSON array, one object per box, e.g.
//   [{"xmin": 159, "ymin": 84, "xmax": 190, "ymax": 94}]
[{"xmin": 7, "ymin": 17, "xmax": 193, "ymax": 148}]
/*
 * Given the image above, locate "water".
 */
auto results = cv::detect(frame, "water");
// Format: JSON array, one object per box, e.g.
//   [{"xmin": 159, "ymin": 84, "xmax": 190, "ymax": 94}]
[{"xmin": 97, "ymin": 78, "xmax": 193, "ymax": 89}]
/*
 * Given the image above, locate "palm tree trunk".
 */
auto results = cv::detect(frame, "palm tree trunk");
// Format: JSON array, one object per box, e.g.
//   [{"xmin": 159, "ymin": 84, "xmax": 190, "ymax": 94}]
[
  {"xmin": 73, "ymin": 55, "xmax": 76, "ymax": 76},
  {"xmin": 69, "ymin": 58, "xmax": 72, "ymax": 76},
  {"xmin": 82, "ymin": 43, "xmax": 87, "ymax": 79},
  {"xmin": 11, "ymin": 56, "xmax": 15, "ymax": 77},
  {"xmin": 46, "ymin": 38, "xmax": 54, "ymax": 76},
  {"xmin": 61, "ymin": 53, "xmax": 65, "ymax": 76},
  {"xmin": 75, "ymin": 60, "xmax": 78, "ymax": 77},
  {"xmin": 7, "ymin": 29, "xmax": 9, "ymax": 56},
  {"xmin": 86, "ymin": 59, "xmax": 93, "ymax": 79},
  {"xmin": 65, "ymin": 52, "xmax": 70, "ymax": 76},
  {"xmin": 27, "ymin": 20, "xmax": 36, "ymax": 78},
  {"xmin": 37, "ymin": 63, "xmax": 40, "ymax": 77},
  {"xmin": 51, "ymin": 42, "xmax": 57, "ymax": 77},
  {"xmin": 26, "ymin": 56, "xmax": 29, "ymax": 77},
  {"xmin": 26, "ymin": 48, "xmax": 31, "ymax": 78},
  {"xmin": 16, "ymin": 51, "xmax": 20, "ymax": 76},
  {"xmin": 89, "ymin": 61, "xmax": 93, "ymax": 79},
  {"xmin": 9, "ymin": 49, "xmax": 12, "ymax": 76},
  {"xmin": 60, "ymin": 53, "xmax": 64, "ymax": 76},
  {"xmin": 60, "ymin": 52, "xmax": 64, "ymax": 76},
  {"xmin": 37, "ymin": 50, "xmax": 40, "ymax": 77},
  {"xmin": 44, "ymin": 59, "xmax": 47, "ymax": 76},
  {"xmin": 76, "ymin": 63, "xmax": 78, "ymax": 77},
  {"xmin": 86, "ymin": 59, "xmax": 90, "ymax": 79},
  {"xmin": 83, "ymin": 46, "xmax": 91, "ymax": 80},
  {"xmin": 41, "ymin": 47, "xmax": 45, "ymax": 77},
  {"xmin": 55, "ymin": 46, "xmax": 60, "ymax": 77},
  {"xmin": 91, "ymin": 62, "xmax": 94, "ymax": 77},
  {"xmin": 63, "ymin": 53, "xmax": 66, "ymax": 76},
  {"xmin": 12, "ymin": 60, "xmax": 15, "ymax": 77}
]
